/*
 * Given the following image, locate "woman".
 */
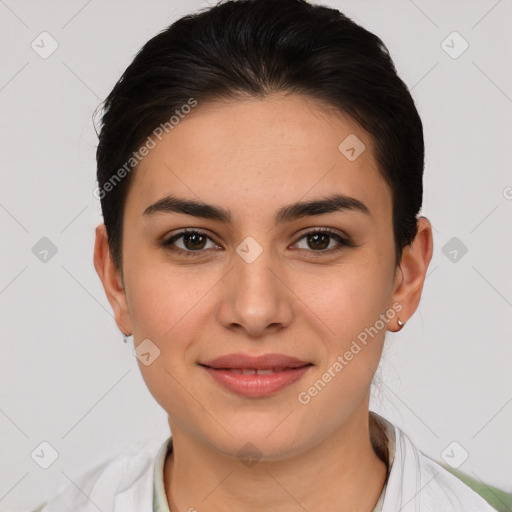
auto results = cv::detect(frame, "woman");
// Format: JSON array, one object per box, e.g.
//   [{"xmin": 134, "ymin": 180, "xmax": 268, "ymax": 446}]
[{"xmin": 33, "ymin": 0, "xmax": 500, "ymax": 510}]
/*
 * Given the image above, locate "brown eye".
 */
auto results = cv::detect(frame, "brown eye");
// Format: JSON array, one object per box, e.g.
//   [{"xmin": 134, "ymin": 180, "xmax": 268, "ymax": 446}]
[
  {"xmin": 294, "ymin": 229, "xmax": 350, "ymax": 254},
  {"xmin": 162, "ymin": 229, "xmax": 220, "ymax": 255},
  {"xmin": 181, "ymin": 232, "xmax": 207, "ymax": 250},
  {"xmin": 305, "ymin": 232, "xmax": 330, "ymax": 250}
]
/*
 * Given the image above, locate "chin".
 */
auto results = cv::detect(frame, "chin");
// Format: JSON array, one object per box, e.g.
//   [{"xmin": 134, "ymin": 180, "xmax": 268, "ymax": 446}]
[{"xmin": 204, "ymin": 417, "xmax": 308, "ymax": 462}]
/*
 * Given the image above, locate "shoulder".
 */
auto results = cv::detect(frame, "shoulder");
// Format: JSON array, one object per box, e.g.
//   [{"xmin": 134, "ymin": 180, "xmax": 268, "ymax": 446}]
[
  {"xmin": 412, "ymin": 447, "xmax": 498, "ymax": 511},
  {"xmin": 31, "ymin": 440, "xmax": 160, "ymax": 512},
  {"xmin": 374, "ymin": 413, "xmax": 499, "ymax": 512}
]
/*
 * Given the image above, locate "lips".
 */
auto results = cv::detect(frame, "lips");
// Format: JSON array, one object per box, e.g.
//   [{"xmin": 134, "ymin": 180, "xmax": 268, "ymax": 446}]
[
  {"xmin": 220, "ymin": 368, "xmax": 291, "ymax": 375},
  {"xmin": 201, "ymin": 352, "xmax": 311, "ymax": 370},
  {"xmin": 199, "ymin": 353, "xmax": 313, "ymax": 398}
]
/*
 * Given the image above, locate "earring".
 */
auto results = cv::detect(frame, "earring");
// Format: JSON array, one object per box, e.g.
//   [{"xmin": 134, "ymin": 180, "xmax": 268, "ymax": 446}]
[
  {"xmin": 122, "ymin": 332, "xmax": 132, "ymax": 343},
  {"xmin": 396, "ymin": 319, "xmax": 405, "ymax": 331}
]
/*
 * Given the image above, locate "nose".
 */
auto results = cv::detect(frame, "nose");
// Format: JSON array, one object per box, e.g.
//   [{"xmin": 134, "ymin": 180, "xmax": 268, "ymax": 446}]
[{"xmin": 216, "ymin": 243, "xmax": 294, "ymax": 338}]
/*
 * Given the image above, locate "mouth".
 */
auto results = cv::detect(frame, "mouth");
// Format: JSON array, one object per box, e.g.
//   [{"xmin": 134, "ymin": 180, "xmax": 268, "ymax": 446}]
[
  {"xmin": 199, "ymin": 353, "xmax": 313, "ymax": 398},
  {"xmin": 206, "ymin": 367, "xmax": 309, "ymax": 375}
]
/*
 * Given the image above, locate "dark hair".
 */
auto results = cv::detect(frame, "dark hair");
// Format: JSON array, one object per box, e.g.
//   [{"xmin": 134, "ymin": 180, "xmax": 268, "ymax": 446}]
[{"xmin": 95, "ymin": 0, "xmax": 423, "ymax": 273}]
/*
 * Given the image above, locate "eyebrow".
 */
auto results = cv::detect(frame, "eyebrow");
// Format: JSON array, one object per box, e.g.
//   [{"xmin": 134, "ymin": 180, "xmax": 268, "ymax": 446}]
[{"xmin": 143, "ymin": 193, "xmax": 370, "ymax": 224}]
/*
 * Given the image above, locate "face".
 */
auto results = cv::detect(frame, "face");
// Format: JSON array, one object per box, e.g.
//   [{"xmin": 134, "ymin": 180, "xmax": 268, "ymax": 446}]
[{"xmin": 99, "ymin": 93, "xmax": 411, "ymax": 460}]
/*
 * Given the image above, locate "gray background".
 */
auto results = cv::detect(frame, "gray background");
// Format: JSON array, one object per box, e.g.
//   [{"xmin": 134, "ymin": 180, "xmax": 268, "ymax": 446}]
[{"xmin": 1, "ymin": 0, "xmax": 511, "ymax": 510}]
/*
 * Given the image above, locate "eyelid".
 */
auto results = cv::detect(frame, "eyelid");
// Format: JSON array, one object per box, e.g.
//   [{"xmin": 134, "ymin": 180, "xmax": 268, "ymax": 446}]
[{"xmin": 295, "ymin": 226, "xmax": 349, "ymax": 242}]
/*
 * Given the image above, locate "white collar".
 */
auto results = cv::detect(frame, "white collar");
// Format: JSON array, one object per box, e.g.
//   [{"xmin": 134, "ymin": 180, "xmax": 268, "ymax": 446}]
[
  {"xmin": 36, "ymin": 411, "xmax": 496, "ymax": 511},
  {"xmin": 152, "ymin": 411, "xmax": 495, "ymax": 511}
]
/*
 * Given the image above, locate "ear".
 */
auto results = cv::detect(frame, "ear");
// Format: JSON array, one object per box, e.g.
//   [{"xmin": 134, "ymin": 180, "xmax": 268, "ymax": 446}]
[
  {"xmin": 389, "ymin": 216, "xmax": 434, "ymax": 332},
  {"xmin": 93, "ymin": 223, "xmax": 132, "ymax": 336}
]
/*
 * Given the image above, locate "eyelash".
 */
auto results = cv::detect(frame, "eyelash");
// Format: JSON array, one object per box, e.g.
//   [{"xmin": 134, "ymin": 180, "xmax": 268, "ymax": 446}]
[{"xmin": 161, "ymin": 228, "xmax": 352, "ymax": 257}]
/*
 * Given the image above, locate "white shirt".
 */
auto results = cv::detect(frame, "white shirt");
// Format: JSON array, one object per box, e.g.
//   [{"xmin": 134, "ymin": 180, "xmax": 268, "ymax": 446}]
[{"xmin": 32, "ymin": 412, "xmax": 497, "ymax": 512}]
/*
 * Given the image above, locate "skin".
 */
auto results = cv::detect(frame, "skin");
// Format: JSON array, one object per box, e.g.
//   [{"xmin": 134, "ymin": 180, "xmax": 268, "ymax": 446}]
[{"xmin": 94, "ymin": 92, "xmax": 433, "ymax": 512}]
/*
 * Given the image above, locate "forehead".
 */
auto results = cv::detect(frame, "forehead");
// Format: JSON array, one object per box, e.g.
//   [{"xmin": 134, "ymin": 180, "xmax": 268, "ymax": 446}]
[{"xmin": 125, "ymin": 93, "xmax": 391, "ymax": 225}]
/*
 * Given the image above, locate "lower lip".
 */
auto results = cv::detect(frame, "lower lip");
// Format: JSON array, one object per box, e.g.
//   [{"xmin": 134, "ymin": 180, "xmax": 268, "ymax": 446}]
[{"xmin": 201, "ymin": 365, "xmax": 312, "ymax": 398}]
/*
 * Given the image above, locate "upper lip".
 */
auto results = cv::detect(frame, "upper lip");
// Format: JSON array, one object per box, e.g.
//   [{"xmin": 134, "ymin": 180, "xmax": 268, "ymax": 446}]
[{"xmin": 200, "ymin": 353, "xmax": 312, "ymax": 370}]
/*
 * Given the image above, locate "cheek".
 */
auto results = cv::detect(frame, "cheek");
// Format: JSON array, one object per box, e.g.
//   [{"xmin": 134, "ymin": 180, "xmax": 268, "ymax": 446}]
[
  {"xmin": 125, "ymin": 252, "xmax": 211, "ymax": 341},
  {"xmin": 125, "ymin": 266, "xmax": 204, "ymax": 415},
  {"xmin": 294, "ymin": 259, "xmax": 392, "ymax": 400},
  {"xmin": 297, "ymin": 269, "xmax": 390, "ymax": 406},
  {"xmin": 299, "ymin": 258, "xmax": 392, "ymax": 335}
]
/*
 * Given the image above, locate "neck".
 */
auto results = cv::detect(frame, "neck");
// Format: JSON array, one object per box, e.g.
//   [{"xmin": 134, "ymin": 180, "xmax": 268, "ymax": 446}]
[{"xmin": 164, "ymin": 408, "xmax": 388, "ymax": 512}]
